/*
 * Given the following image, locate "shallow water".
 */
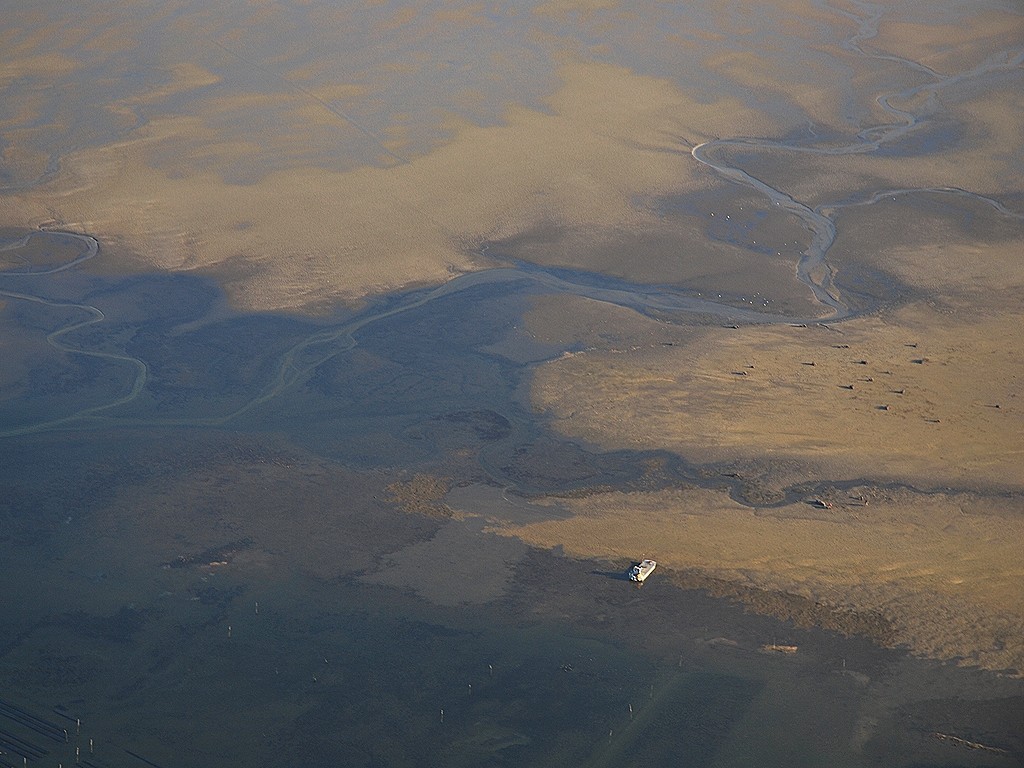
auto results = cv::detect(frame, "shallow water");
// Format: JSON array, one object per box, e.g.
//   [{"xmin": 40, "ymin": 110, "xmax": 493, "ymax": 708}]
[{"xmin": 3, "ymin": 506, "xmax": 1020, "ymax": 768}]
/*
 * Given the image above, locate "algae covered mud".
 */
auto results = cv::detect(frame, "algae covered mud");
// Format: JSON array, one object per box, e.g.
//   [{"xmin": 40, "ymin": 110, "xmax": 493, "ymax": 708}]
[{"xmin": 2, "ymin": 0, "xmax": 1024, "ymax": 765}]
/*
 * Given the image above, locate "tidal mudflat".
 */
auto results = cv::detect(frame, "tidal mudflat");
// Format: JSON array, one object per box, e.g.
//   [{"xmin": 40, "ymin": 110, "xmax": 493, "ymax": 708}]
[{"xmin": 2, "ymin": 0, "xmax": 1023, "ymax": 765}]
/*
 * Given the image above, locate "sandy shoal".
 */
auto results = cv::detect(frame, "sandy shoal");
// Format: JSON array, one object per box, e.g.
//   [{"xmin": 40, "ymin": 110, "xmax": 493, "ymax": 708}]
[
  {"xmin": 720, "ymin": 78, "xmax": 1024, "ymax": 211},
  {"xmin": 492, "ymin": 486, "xmax": 1024, "ymax": 673},
  {"xmin": 532, "ymin": 301, "xmax": 1024, "ymax": 491}
]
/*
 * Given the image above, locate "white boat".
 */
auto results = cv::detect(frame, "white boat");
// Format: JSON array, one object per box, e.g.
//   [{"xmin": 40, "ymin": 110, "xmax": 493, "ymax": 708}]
[{"xmin": 629, "ymin": 559, "xmax": 657, "ymax": 583}]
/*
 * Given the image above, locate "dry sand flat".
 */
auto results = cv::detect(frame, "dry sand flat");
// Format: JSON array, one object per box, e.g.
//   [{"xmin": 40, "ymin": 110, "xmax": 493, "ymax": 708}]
[
  {"xmin": 869, "ymin": 7, "xmax": 1024, "ymax": 75},
  {"xmin": 510, "ymin": 245, "xmax": 1024, "ymax": 675},
  {"xmin": 532, "ymin": 302, "xmax": 1024, "ymax": 490},
  {"xmin": 722, "ymin": 75, "xmax": 1024, "ymax": 212}
]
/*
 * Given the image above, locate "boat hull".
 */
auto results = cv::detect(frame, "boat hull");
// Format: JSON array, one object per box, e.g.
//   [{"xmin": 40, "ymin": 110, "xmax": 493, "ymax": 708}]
[{"xmin": 629, "ymin": 559, "xmax": 657, "ymax": 582}]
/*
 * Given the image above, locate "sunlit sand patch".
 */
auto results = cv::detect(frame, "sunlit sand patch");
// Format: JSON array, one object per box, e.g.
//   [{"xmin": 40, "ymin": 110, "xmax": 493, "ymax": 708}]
[
  {"xmin": 0, "ymin": 53, "xmax": 80, "ymax": 85},
  {"xmin": 2, "ymin": 0, "xmax": 937, "ymax": 312},
  {"xmin": 827, "ymin": 194, "xmax": 1024, "ymax": 307},
  {"xmin": 525, "ymin": 186, "xmax": 1024, "ymax": 668},
  {"xmin": 123, "ymin": 61, "xmax": 221, "ymax": 108},
  {"xmin": 5, "ymin": 61, "xmax": 777, "ymax": 312},
  {"xmin": 533, "ymin": 302, "xmax": 1024, "ymax": 490},
  {"xmin": 699, "ymin": 0, "xmax": 842, "ymax": 41},
  {"xmin": 525, "ymin": 293, "xmax": 693, "ymax": 348},
  {"xmin": 491, "ymin": 486, "xmax": 1024, "ymax": 673},
  {"xmin": 701, "ymin": 47, "xmax": 922, "ymax": 133},
  {"xmin": 136, "ymin": 88, "xmax": 386, "ymax": 181},
  {"xmin": 534, "ymin": 0, "xmax": 618, "ymax": 15},
  {"xmin": 672, "ymin": 0, "xmax": 930, "ymax": 133}
]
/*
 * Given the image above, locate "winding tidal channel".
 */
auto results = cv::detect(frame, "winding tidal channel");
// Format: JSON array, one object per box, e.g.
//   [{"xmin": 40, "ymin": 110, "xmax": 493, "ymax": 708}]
[{"xmin": 1, "ymin": 0, "xmax": 1021, "ymax": 440}]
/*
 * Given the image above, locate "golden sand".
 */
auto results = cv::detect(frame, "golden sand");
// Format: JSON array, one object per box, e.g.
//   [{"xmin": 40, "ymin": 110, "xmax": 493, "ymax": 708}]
[
  {"xmin": 721, "ymin": 80, "xmax": 1024, "ymax": 212},
  {"xmin": 533, "ymin": 303, "xmax": 1024, "ymax": 490},
  {"xmin": 524, "ymin": 232, "xmax": 1024, "ymax": 671},
  {"xmin": 520, "ymin": 141, "xmax": 1024, "ymax": 673}
]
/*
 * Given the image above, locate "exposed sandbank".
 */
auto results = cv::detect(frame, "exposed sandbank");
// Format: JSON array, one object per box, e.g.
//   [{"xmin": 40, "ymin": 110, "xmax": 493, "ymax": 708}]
[
  {"xmin": 491, "ymin": 486, "xmax": 1024, "ymax": 674},
  {"xmin": 532, "ymin": 302, "xmax": 1024, "ymax": 490}
]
